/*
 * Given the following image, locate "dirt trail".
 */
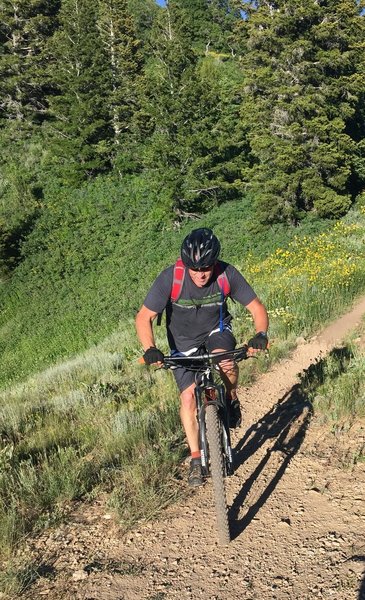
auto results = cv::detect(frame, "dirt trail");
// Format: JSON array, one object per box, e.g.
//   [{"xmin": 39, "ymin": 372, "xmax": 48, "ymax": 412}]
[{"xmin": 24, "ymin": 299, "xmax": 365, "ymax": 600}]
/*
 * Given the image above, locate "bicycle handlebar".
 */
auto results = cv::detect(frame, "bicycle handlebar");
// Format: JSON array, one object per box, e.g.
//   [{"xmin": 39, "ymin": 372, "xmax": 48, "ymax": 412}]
[{"xmin": 138, "ymin": 345, "xmax": 251, "ymax": 368}]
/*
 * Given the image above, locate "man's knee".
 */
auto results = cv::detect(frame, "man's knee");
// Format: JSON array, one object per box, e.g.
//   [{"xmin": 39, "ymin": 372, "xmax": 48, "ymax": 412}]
[
  {"xmin": 180, "ymin": 385, "xmax": 196, "ymax": 412},
  {"xmin": 219, "ymin": 358, "xmax": 237, "ymax": 374},
  {"xmin": 212, "ymin": 348, "xmax": 237, "ymax": 375}
]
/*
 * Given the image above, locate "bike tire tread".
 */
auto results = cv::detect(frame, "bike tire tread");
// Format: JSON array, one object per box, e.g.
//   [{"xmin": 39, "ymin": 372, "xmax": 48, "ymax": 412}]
[{"xmin": 205, "ymin": 403, "xmax": 230, "ymax": 545}]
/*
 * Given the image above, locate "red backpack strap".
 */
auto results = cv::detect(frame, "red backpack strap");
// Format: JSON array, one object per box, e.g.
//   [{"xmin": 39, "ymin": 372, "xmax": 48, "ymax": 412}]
[
  {"xmin": 171, "ymin": 258, "xmax": 186, "ymax": 302},
  {"xmin": 214, "ymin": 262, "xmax": 231, "ymax": 297},
  {"xmin": 157, "ymin": 259, "xmax": 185, "ymax": 324}
]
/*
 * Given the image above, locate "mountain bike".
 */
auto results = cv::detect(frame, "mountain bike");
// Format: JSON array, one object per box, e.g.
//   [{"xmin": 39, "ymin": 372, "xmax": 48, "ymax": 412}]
[{"xmin": 161, "ymin": 345, "xmax": 249, "ymax": 545}]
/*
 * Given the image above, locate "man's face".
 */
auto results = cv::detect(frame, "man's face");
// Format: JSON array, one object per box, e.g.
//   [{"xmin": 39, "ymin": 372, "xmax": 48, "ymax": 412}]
[{"xmin": 188, "ymin": 265, "xmax": 215, "ymax": 287}]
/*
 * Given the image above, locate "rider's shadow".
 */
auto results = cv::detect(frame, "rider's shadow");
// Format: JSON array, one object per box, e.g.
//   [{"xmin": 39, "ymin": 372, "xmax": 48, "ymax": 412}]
[{"xmin": 229, "ymin": 346, "xmax": 353, "ymax": 540}]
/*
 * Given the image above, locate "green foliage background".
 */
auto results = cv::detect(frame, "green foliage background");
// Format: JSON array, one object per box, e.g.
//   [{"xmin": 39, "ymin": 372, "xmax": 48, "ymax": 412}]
[{"xmin": 0, "ymin": 172, "xmax": 332, "ymax": 386}]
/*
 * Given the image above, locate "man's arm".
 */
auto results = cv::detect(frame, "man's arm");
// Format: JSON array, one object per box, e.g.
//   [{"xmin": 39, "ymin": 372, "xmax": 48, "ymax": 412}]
[
  {"xmin": 135, "ymin": 305, "xmax": 159, "ymax": 351},
  {"xmin": 136, "ymin": 266, "xmax": 172, "ymax": 356},
  {"xmin": 245, "ymin": 297, "xmax": 269, "ymax": 352},
  {"xmin": 245, "ymin": 297, "xmax": 269, "ymax": 334}
]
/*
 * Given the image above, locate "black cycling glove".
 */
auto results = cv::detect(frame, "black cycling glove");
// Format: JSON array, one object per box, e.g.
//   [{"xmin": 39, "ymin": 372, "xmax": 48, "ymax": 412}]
[
  {"xmin": 143, "ymin": 347, "xmax": 164, "ymax": 365},
  {"xmin": 247, "ymin": 332, "xmax": 268, "ymax": 351}
]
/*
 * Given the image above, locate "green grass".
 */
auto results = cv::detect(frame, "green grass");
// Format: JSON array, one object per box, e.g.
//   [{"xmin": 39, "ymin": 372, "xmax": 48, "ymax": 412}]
[
  {"xmin": 296, "ymin": 327, "xmax": 365, "ymax": 467},
  {"xmin": 0, "ymin": 176, "xmax": 332, "ymax": 388},
  {"xmin": 0, "ymin": 327, "xmax": 185, "ymax": 596},
  {"xmin": 301, "ymin": 335, "xmax": 365, "ymax": 425}
]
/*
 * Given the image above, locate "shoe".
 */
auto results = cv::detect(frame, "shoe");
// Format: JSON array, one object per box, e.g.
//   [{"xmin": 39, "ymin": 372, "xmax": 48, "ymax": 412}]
[
  {"xmin": 229, "ymin": 398, "xmax": 242, "ymax": 428},
  {"xmin": 188, "ymin": 458, "xmax": 204, "ymax": 487}
]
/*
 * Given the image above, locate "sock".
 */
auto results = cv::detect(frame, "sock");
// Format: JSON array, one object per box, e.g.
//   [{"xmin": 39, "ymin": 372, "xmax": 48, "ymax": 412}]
[{"xmin": 191, "ymin": 450, "xmax": 201, "ymax": 460}]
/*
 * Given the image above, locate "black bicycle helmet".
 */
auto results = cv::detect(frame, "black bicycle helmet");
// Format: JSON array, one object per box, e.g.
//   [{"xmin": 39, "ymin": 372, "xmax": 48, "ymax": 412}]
[{"xmin": 181, "ymin": 228, "xmax": 221, "ymax": 269}]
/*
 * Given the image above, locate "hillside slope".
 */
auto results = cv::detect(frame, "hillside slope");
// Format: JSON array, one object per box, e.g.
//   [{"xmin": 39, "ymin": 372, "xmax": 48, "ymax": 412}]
[{"xmin": 21, "ymin": 297, "xmax": 365, "ymax": 600}]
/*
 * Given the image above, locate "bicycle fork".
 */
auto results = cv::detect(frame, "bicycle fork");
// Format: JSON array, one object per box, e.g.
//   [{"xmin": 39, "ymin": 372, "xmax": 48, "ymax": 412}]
[{"xmin": 195, "ymin": 384, "xmax": 234, "ymax": 477}]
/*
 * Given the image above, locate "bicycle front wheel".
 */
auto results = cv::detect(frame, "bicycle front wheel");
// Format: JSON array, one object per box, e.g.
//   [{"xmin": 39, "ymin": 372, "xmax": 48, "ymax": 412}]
[{"xmin": 205, "ymin": 403, "xmax": 230, "ymax": 545}]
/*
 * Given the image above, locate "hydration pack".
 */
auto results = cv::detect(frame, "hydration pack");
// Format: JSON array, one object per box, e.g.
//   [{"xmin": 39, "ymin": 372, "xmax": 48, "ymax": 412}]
[{"xmin": 157, "ymin": 258, "xmax": 231, "ymax": 332}]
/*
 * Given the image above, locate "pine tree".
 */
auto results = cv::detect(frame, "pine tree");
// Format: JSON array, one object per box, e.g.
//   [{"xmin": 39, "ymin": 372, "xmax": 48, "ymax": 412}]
[
  {"xmin": 0, "ymin": 0, "xmax": 60, "ymax": 272},
  {"xmin": 141, "ymin": 3, "xmax": 197, "ymax": 215},
  {"xmin": 169, "ymin": 0, "xmax": 213, "ymax": 49},
  {"xmin": 143, "ymin": 2, "xmax": 246, "ymax": 217},
  {"xmin": 0, "ymin": 0, "xmax": 60, "ymax": 132},
  {"xmin": 44, "ymin": 0, "xmax": 113, "ymax": 184},
  {"xmin": 208, "ymin": 0, "xmax": 242, "ymax": 54},
  {"xmin": 98, "ymin": 0, "xmax": 144, "ymax": 170},
  {"xmin": 166, "ymin": 0, "xmax": 238, "ymax": 53},
  {"xmin": 240, "ymin": 0, "xmax": 365, "ymax": 223},
  {"xmin": 127, "ymin": 0, "xmax": 158, "ymax": 46}
]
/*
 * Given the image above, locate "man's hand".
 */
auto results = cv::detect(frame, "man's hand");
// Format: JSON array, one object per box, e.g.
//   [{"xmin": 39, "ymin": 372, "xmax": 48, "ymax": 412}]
[
  {"xmin": 143, "ymin": 347, "xmax": 164, "ymax": 365},
  {"xmin": 247, "ymin": 332, "xmax": 268, "ymax": 353}
]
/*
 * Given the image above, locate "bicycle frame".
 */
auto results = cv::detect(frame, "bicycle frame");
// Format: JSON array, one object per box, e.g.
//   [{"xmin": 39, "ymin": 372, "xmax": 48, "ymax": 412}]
[
  {"xmin": 162, "ymin": 347, "xmax": 248, "ymax": 477},
  {"xmin": 194, "ymin": 371, "xmax": 234, "ymax": 478}
]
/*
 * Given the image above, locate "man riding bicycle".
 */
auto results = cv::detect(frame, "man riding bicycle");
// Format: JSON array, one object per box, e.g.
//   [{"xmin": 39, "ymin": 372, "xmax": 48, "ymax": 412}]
[{"xmin": 135, "ymin": 228, "xmax": 269, "ymax": 486}]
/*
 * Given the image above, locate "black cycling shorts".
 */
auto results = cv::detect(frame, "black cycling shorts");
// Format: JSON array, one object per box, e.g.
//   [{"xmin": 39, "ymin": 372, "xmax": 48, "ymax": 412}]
[{"xmin": 172, "ymin": 328, "xmax": 236, "ymax": 393}]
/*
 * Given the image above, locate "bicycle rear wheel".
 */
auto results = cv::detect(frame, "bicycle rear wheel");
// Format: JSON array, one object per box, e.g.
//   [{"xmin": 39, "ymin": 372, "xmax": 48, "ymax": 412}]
[{"xmin": 205, "ymin": 403, "xmax": 230, "ymax": 545}]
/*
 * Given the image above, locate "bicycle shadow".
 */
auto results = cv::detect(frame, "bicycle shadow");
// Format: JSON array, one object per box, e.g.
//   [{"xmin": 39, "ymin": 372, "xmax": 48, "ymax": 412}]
[{"xmin": 229, "ymin": 346, "xmax": 353, "ymax": 541}]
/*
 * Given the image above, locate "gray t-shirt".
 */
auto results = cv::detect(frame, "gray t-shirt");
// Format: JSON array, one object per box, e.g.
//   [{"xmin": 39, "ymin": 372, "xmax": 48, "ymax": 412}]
[{"xmin": 143, "ymin": 261, "xmax": 257, "ymax": 352}]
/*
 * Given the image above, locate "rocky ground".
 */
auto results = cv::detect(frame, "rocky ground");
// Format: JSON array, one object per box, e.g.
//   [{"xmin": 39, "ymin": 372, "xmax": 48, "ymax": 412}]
[{"xmin": 16, "ymin": 298, "xmax": 365, "ymax": 600}]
